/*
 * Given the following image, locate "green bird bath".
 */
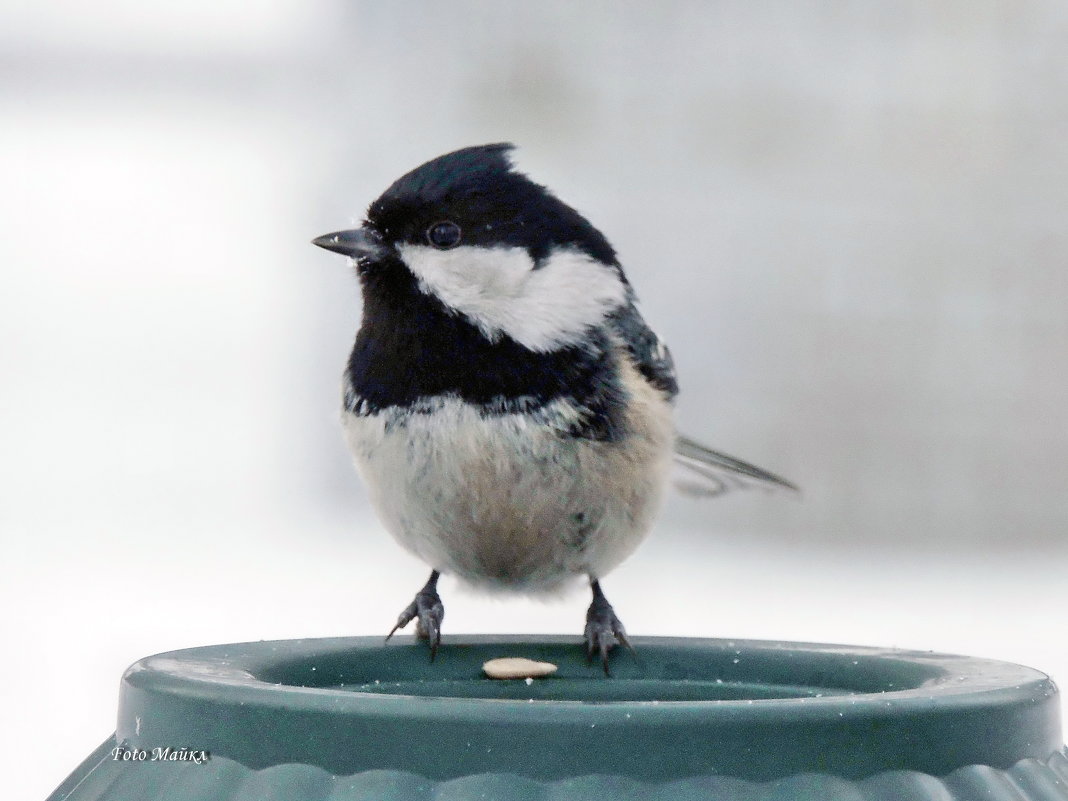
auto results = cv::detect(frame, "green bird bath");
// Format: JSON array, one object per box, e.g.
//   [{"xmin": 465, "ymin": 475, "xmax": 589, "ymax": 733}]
[{"xmin": 48, "ymin": 636, "xmax": 1067, "ymax": 800}]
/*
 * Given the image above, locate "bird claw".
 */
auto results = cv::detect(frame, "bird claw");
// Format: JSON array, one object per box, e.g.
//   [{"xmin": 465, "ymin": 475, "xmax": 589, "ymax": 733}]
[
  {"xmin": 386, "ymin": 572, "xmax": 444, "ymax": 660},
  {"xmin": 584, "ymin": 581, "xmax": 632, "ymax": 676}
]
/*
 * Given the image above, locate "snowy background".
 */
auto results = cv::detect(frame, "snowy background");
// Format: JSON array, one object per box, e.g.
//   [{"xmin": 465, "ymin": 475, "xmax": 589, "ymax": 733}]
[{"xmin": 3, "ymin": 2, "xmax": 1066, "ymax": 798}]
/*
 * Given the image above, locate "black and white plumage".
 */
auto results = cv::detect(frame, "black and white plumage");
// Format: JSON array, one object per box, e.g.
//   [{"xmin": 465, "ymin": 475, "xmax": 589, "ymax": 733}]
[{"xmin": 313, "ymin": 144, "xmax": 794, "ymax": 672}]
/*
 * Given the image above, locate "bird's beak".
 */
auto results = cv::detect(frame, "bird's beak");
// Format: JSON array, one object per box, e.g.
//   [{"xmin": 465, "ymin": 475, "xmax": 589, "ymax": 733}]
[{"xmin": 311, "ymin": 228, "xmax": 385, "ymax": 259}]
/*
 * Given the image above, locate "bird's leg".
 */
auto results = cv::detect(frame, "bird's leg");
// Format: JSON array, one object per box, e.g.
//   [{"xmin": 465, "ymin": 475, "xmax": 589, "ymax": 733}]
[
  {"xmin": 386, "ymin": 569, "xmax": 445, "ymax": 660},
  {"xmin": 584, "ymin": 578, "xmax": 632, "ymax": 676}
]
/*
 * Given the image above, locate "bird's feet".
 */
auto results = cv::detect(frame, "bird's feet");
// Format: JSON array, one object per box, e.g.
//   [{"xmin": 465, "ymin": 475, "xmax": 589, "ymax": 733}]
[
  {"xmin": 386, "ymin": 570, "xmax": 444, "ymax": 660},
  {"xmin": 584, "ymin": 579, "xmax": 632, "ymax": 675}
]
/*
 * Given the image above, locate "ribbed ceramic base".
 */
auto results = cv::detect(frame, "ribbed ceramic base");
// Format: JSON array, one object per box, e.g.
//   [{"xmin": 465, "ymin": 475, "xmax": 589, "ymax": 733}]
[{"xmin": 51, "ymin": 739, "xmax": 1068, "ymax": 801}]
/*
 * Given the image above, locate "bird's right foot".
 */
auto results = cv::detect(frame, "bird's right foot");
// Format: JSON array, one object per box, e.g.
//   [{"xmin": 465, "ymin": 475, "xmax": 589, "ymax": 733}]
[{"xmin": 386, "ymin": 570, "xmax": 445, "ymax": 660}]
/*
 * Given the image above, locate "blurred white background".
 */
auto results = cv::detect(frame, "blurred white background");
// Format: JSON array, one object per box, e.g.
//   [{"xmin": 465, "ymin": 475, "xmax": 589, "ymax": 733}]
[{"xmin": 3, "ymin": 2, "xmax": 1066, "ymax": 798}]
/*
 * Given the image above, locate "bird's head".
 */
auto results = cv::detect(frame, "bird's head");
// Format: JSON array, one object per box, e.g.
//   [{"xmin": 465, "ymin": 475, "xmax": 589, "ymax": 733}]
[{"xmin": 313, "ymin": 144, "xmax": 631, "ymax": 352}]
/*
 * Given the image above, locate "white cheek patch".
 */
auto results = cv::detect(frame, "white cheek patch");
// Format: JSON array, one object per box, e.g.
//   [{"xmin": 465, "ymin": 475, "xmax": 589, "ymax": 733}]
[{"xmin": 398, "ymin": 243, "xmax": 627, "ymax": 352}]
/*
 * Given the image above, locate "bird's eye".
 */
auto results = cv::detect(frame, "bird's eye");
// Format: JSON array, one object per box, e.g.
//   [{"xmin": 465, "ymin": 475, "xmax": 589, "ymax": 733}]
[{"xmin": 426, "ymin": 221, "xmax": 462, "ymax": 249}]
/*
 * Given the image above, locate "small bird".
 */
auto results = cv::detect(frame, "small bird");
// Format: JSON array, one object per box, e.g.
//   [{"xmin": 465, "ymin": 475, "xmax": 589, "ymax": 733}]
[{"xmin": 313, "ymin": 144, "xmax": 794, "ymax": 673}]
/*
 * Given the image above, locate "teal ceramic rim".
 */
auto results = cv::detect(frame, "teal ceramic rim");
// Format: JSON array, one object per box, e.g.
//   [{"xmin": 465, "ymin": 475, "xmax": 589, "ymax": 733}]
[{"xmin": 117, "ymin": 635, "xmax": 1061, "ymax": 782}]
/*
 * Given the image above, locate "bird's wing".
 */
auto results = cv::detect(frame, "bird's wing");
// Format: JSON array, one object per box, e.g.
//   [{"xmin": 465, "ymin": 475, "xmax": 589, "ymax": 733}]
[
  {"xmin": 607, "ymin": 302, "xmax": 679, "ymax": 399},
  {"xmin": 607, "ymin": 302, "xmax": 795, "ymax": 496},
  {"xmin": 673, "ymin": 434, "xmax": 798, "ymax": 497}
]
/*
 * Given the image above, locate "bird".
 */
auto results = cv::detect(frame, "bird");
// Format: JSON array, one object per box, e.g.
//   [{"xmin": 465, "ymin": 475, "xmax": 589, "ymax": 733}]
[{"xmin": 313, "ymin": 143, "xmax": 795, "ymax": 673}]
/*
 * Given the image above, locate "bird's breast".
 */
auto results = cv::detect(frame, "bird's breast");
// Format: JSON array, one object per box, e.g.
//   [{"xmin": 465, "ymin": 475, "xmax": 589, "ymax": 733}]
[{"xmin": 341, "ymin": 359, "xmax": 675, "ymax": 592}]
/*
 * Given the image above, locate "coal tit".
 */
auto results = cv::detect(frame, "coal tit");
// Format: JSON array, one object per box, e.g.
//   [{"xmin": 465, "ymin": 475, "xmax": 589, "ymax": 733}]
[{"xmin": 313, "ymin": 144, "xmax": 795, "ymax": 672}]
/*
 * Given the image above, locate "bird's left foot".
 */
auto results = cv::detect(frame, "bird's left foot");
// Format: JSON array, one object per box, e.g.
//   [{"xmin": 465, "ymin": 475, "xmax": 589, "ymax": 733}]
[
  {"xmin": 386, "ymin": 570, "xmax": 444, "ymax": 660},
  {"xmin": 584, "ymin": 579, "xmax": 632, "ymax": 676}
]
